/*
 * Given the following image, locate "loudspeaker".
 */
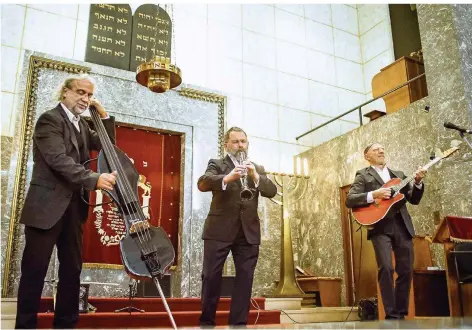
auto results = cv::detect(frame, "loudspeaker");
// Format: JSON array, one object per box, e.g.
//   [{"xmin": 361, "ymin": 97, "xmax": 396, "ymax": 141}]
[
  {"xmin": 136, "ymin": 275, "xmax": 171, "ymax": 297},
  {"xmin": 220, "ymin": 275, "xmax": 236, "ymax": 297},
  {"xmin": 78, "ymin": 284, "xmax": 90, "ymax": 313}
]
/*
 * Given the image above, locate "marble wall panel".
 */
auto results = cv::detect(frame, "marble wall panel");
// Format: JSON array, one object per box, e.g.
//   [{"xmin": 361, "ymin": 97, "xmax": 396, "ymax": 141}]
[
  {"xmin": 1, "ymin": 5, "xmax": 26, "ymax": 48},
  {"xmin": 22, "ymin": 8, "xmax": 76, "ymax": 59},
  {"xmin": 305, "ymin": 20, "xmax": 334, "ymax": 55},
  {"xmin": 335, "ymin": 58, "xmax": 364, "ymax": 93},
  {"xmin": 275, "ymin": 9, "xmax": 306, "ymax": 47},
  {"xmin": 242, "ymin": 30, "xmax": 277, "ymax": 70},
  {"xmin": 242, "ymin": 4, "xmax": 275, "ymax": 38},
  {"xmin": 360, "ymin": 20, "xmax": 393, "ymax": 63},
  {"xmin": 208, "ymin": 4, "xmax": 242, "ymax": 27},
  {"xmin": 306, "ymin": 50, "xmax": 336, "ymax": 86},
  {"xmin": 304, "ymin": 4, "xmax": 332, "ymax": 26},
  {"xmin": 1, "ymin": 46, "xmax": 20, "ymax": 93},
  {"xmin": 1, "ymin": 92, "xmax": 14, "ymax": 134},
  {"xmin": 1, "ymin": 51, "xmax": 222, "ymax": 298},
  {"xmin": 276, "ymin": 4, "xmax": 304, "ymax": 17},
  {"xmin": 331, "ymin": 5, "xmax": 358, "ymax": 35},
  {"xmin": 358, "ymin": 4, "xmax": 390, "ymax": 36},
  {"xmin": 334, "ymin": 29, "xmax": 362, "ymax": 63},
  {"xmin": 296, "ymin": 98, "xmax": 448, "ymax": 305},
  {"xmin": 417, "ymin": 4, "xmax": 472, "ymax": 218},
  {"xmin": 292, "ymin": 4, "xmax": 472, "ymax": 301},
  {"xmin": 277, "ymin": 73, "xmax": 310, "ymax": 112}
]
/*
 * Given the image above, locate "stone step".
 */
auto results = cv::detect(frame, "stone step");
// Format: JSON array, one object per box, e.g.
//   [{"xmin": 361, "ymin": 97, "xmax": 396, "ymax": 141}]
[
  {"xmin": 1, "ymin": 298, "xmax": 17, "ymax": 316},
  {"xmin": 281, "ymin": 306, "xmax": 360, "ymax": 323}
]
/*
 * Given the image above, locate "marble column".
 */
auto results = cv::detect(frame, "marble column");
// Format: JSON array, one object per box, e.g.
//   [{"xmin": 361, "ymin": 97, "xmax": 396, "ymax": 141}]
[{"xmin": 417, "ymin": 4, "xmax": 472, "ymax": 218}]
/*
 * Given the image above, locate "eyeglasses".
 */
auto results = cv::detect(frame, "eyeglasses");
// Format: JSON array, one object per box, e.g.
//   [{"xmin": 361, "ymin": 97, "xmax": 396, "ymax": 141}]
[{"xmin": 69, "ymin": 88, "xmax": 94, "ymax": 100}]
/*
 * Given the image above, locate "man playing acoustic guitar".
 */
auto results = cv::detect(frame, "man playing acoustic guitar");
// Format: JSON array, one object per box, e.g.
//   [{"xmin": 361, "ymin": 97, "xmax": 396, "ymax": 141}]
[{"xmin": 346, "ymin": 142, "xmax": 426, "ymax": 320}]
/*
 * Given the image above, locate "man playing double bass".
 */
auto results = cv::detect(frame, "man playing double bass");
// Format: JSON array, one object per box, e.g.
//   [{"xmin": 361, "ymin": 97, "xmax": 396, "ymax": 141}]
[
  {"xmin": 198, "ymin": 127, "xmax": 277, "ymax": 326},
  {"xmin": 345, "ymin": 142, "xmax": 426, "ymax": 320},
  {"xmin": 15, "ymin": 75, "xmax": 117, "ymax": 329}
]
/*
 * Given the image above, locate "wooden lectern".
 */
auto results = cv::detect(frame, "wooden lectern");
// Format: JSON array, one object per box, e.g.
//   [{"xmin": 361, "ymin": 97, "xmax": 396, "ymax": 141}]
[
  {"xmin": 433, "ymin": 215, "xmax": 472, "ymax": 316},
  {"xmin": 372, "ymin": 56, "xmax": 428, "ymax": 114}
]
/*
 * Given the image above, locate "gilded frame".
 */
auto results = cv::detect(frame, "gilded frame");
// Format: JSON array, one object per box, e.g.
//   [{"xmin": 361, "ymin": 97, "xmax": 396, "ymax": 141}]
[
  {"xmin": 2, "ymin": 55, "xmax": 226, "ymax": 297},
  {"xmin": 178, "ymin": 88, "xmax": 226, "ymax": 158}
]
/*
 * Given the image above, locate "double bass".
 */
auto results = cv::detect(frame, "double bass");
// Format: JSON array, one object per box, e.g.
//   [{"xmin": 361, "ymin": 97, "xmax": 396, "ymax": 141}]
[{"xmin": 88, "ymin": 106, "xmax": 177, "ymax": 328}]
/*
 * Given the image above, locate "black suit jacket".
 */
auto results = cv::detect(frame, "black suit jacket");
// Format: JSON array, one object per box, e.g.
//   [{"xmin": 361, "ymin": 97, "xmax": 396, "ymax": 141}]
[
  {"xmin": 19, "ymin": 104, "xmax": 115, "ymax": 229},
  {"xmin": 345, "ymin": 166, "xmax": 424, "ymax": 239},
  {"xmin": 198, "ymin": 155, "xmax": 277, "ymax": 245}
]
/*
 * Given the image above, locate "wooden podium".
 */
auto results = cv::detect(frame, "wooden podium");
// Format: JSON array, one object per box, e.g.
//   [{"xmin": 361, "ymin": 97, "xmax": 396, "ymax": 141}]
[
  {"xmin": 296, "ymin": 276, "xmax": 342, "ymax": 307},
  {"xmin": 433, "ymin": 215, "xmax": 472, "ymax": 316},
  {"xmin": 372, "ymin": 56, "xmax": 428, "ymax": 114}
]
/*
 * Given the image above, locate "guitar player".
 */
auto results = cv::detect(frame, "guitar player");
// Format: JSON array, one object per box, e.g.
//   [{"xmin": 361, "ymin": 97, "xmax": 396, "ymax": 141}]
[{"xmin": 345, "ymin": 142, "xmax": 426, "ymax": 320}]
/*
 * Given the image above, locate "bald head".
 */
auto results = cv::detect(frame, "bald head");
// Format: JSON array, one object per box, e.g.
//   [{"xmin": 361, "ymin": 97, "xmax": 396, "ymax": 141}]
[{"xmin": 364, "ymin": 143, "xmax": 386, "ymax": 167}]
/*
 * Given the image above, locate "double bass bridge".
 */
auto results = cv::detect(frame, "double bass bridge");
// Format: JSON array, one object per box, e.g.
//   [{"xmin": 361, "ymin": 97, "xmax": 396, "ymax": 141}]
[{"xmin": 129, "ymin": 220, "xmax": 150, "ymax": 235}]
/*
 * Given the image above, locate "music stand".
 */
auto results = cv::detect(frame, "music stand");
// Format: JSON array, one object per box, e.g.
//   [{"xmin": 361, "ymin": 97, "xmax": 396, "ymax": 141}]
[
  {"xmin": 433, "ymin": 215, "xmax": 472, "ymax": 316},
  {"xmin": 114, "ymin": 278, "xmax": 145, "ymax": 313}
]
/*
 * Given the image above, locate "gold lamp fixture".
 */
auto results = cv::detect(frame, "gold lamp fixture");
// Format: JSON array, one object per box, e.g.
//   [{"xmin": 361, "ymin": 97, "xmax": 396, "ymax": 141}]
[
  {"xmin": 136, "ymin": 56, "xmax": 182, "ymax": 93},
  {"xmin": 135, "ymin": 4, "xmax": 182, "ymax": 93}
]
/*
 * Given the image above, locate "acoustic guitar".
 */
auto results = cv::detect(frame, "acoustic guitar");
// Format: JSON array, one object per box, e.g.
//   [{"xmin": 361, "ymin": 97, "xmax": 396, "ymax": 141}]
[{"xmin": 352, "ymin": 146, "xmax": 460, "ymax": 226}]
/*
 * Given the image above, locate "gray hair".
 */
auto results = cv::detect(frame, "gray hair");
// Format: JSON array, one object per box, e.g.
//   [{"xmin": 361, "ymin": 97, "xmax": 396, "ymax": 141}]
[{"xmin": 55, "ymin": 74, "xmax": 96, "ymax": 101}]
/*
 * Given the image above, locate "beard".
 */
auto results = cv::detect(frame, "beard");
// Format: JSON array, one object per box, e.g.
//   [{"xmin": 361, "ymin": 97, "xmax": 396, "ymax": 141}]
[
  {"xmin": 71, "ymin": 105, "xmax": 87, "ymax": 116},
  {"xmin": 228, "ymin": 148, "xmax": 249, "ymax": 161}
]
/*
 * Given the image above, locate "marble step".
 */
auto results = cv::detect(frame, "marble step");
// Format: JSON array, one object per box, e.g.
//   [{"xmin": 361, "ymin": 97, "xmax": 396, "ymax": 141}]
[
  {"xmin": 1, "ymin": 299, "xmax": 17, "ymax": 330},
  {"xmin": 281, "ymin": 306, "xmax": 360, "ymax": 323}
]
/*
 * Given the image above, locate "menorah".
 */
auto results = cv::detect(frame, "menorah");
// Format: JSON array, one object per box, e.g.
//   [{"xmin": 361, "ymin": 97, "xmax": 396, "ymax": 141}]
[{"xmin": 267, "ymin": 171, "xmax": 310, "ymax": 296}]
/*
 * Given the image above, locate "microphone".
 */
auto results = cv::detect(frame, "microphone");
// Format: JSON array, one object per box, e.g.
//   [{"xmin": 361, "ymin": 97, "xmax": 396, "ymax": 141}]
[{"xmin": 444, "ymin": 122, "xmax": 471, "ymax": 134}]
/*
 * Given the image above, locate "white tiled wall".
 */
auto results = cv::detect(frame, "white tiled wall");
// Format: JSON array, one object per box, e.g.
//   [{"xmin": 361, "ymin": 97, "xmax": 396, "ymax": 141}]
[
  {"xmin": 1, "ymin": 4, "xmax": 395, "ymax": 173},
  {"xmin": 358, "ymin": 4, "xmax": 395, "ymax": 114}
]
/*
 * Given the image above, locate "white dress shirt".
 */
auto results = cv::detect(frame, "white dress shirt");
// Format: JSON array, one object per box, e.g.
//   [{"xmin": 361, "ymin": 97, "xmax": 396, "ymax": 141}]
[
  {"xmin": 61, "ymin": 103, "xmax": 110, "ymax": 133},
  {"xmin": 222, "ymin": 153, "xmax": 259, "ymax": 190},
  {"xmin": 366, "ymin": 165, "xmax": 423, "ymax": 203},
  {"xmin": 61, "ymin": 103, "xmax": 81, "ymax": 132}
]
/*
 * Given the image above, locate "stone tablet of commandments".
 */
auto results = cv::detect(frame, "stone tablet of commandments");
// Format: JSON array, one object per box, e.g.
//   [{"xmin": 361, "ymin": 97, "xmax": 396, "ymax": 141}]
[
  {"xmin": 85, "ymin": 4, "xmax": 132, "ymax": 71},
  {"xmin": 130, "ymin": 4, "xmax": 173, "ymax": 72}
]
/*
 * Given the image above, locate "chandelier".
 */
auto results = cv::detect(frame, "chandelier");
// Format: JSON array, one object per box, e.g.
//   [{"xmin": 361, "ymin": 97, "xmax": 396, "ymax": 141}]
[{"xmin": 135, "ymin": 4, "xmax": 182, "ymax": 93}]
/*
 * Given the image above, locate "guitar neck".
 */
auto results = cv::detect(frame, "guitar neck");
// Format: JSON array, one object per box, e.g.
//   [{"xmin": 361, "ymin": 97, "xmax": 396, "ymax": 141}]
[{"xmin": 397, "ymin": 156, "xmax": 441, "ymax": 191}]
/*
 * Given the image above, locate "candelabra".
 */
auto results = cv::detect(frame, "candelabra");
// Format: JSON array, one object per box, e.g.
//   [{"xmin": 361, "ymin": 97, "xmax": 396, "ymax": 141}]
[{"xmin": 267, "ymin": 171, "xmax": 309, "ymax": 296}]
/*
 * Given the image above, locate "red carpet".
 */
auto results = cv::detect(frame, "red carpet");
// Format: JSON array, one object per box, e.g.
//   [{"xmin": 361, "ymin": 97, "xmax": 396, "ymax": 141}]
[{"xmin": 37, "ymin": 297, "xmax": 281, "ymax": 328}]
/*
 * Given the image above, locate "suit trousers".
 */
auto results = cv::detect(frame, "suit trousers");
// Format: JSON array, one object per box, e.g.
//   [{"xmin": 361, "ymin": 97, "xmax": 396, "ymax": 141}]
[
  {"xmin": 200, "ymin": 225, "xmax": 259, "ymax": 326},
  {"xmin": 15, "ymin": 196, "xmax": 84, "ymax": 329},
  {"xmin": 371, "ymin": 214, "xmax": 414, "ymax": 319}
]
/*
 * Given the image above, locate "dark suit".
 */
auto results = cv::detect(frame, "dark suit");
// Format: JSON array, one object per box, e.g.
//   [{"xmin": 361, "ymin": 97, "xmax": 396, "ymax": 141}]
[
  {"xmin": 16, "ymin": 104, "xmax": 115, "ymax": 329},
  {"xmin": 198, "ymin": 155, "xmax": 277, "ymax": 325},
  {"xmin": 346, "ymin": 166, "xmax": 424, "ymax": 319}
]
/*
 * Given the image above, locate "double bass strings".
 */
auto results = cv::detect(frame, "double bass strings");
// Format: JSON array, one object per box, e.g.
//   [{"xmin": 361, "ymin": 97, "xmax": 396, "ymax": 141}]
[{"xmin": 89, "ymin": 108, "xmax": 156, "ymax": 255}]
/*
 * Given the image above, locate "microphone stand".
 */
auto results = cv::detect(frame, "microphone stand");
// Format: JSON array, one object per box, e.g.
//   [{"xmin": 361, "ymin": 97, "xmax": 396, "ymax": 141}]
[
  {"xmin": 459, "ymin": 132, "xmax": 472, "ymax": 151},
  {"xmin": 115, "ymin": 278, "xmax": 145, "ymax": 313}
]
